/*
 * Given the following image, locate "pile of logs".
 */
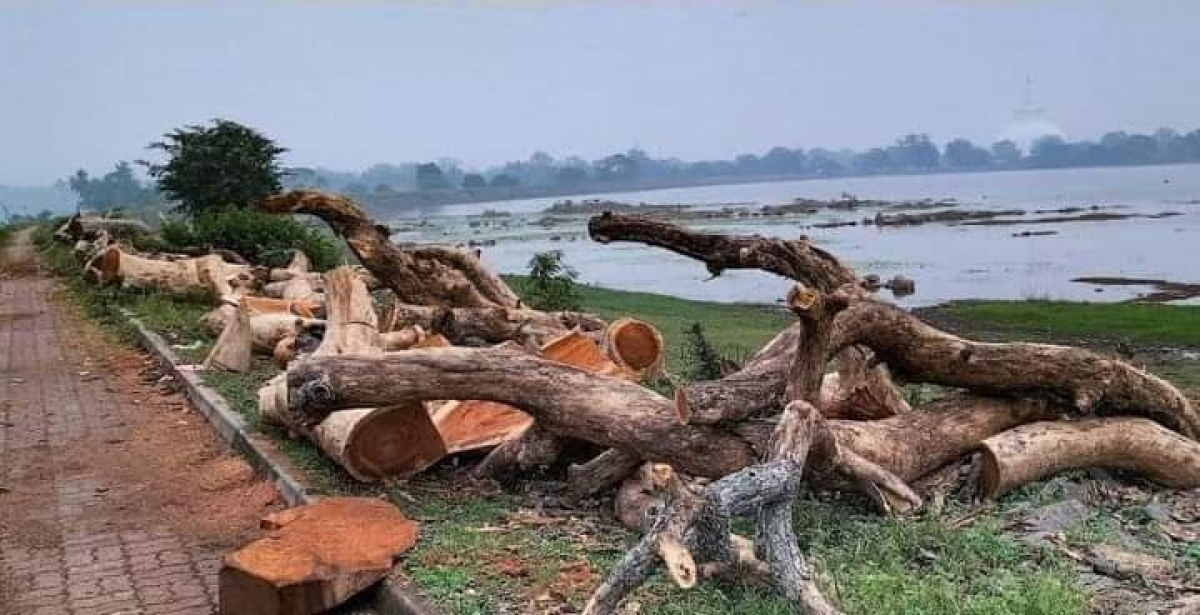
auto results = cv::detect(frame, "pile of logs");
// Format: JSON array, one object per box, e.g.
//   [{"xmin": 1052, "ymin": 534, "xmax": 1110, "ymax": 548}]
[
  {"xmin": 53, "ymin": 203, "xmax": 669, "ymax": 486},
  {"xmin": 56, "ymin": 193, "xmax": 1200, "ymax": 615},
  {"xmin": 257, "ymin": 191, "xmax": 1199, "ymax": 615}
]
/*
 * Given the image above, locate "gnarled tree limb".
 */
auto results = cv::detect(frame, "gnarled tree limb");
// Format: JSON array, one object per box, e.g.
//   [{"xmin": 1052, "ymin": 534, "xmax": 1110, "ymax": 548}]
[{"xmin": 263, "ymin": 189, "xmax": 520, "ymax": 308}]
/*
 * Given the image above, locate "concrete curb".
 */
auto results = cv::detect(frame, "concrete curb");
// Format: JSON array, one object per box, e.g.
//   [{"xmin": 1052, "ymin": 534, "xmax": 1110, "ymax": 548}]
[{"xmin": 120, "ymin": 308, "xmax": 439, "ymax": 615}]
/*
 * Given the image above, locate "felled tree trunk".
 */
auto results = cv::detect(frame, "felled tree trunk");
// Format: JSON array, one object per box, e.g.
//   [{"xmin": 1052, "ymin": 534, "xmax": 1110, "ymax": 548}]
[
  {"xmin": 263, "ymin": 190, "xmax": 521, "ymax": 308},
  {"xmin": 279, "ymin": 348, "xmax": 1053, "ymax": 482},
  {"xmin": 980, "ymin": 418, "xmax": 1200, "ymax": 499},
  {"xmin": 90, "ymin": 246, "xmax": 257, "ymax": 297},
  {"xmin": 832, "ymin": 299, "xmax": 1200, "ymax": 438}
]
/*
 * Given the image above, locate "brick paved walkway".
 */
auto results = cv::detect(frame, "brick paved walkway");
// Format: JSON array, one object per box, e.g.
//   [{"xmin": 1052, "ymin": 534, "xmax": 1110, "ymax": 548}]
[{"xmin": 1, "ymin": 272, "xmax": 221, "ymax": 614}]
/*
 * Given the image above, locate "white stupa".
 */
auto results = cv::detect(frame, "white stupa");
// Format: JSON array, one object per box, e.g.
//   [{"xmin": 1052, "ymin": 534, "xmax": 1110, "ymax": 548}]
[{"xmin": 997, "ymin": 75, "xmax": 1066, "ymax": 152}]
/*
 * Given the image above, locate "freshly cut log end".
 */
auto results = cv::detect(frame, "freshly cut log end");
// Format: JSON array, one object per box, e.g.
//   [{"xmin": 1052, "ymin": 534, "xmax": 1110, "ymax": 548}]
[
  {"xmin": 219, "ymin": 497, "xmax": 418, "ymax": 615},
  {"xmin": 313, "ymin": 404, "xmax": 448, "ymax": 482},
  {"xmin": 979, "ymin": 417, "xmax": 1200, "ymax": 500},
  {"xmin": 603, "ymin": 318, "xmax": 665, "ymax": 380},
  {"xmin": 431, "ymin": 400, "xmax": 533, "ymax": 455},
  {"xmin": 541, "ymin": 329, "xmax": 626, "ymax": 379}
]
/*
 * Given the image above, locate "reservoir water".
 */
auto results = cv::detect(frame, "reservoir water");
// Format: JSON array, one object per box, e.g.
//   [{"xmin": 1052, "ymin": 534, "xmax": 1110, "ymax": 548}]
[{"xmin": 387, "ymin": 164, "xmax": 1200, "ymax": 307}]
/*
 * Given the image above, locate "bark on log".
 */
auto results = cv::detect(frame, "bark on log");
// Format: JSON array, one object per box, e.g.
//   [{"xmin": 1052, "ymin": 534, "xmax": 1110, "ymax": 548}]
[
  {"xmin": 263, "ymin": 190, "xmax": 521, "ymax": 308},
  {"xmin": 834, "ymin": 299, "xmax": 1200, "ymax": 438},
  {"xmin": 980, "ymin": 418, "xmax": 1200, "ymax": 500},
  {"xmin": 567, "ymin": 449, "xmax": 645, "ymax": 501},
  {"xmin": 384, "ymin": 300, "xmax": 605, "ymax": 347},
  {"xmin": 587, "ymin": 212, "xmax": 858, "ymax": 293},
  {"xmin": 675, "ymin": 323, "xmax": 802, "ymax": 425},
  {"xmin": 259, "ymin": 266, "xmax": 451, "ymax": 482},
  {"xmin": 91, "ymin": 246, "xmax": 255, "ymax": 297},
  {"xmin": 281, "ymin": 349, "xmax": 1050, "ymax": 481}
]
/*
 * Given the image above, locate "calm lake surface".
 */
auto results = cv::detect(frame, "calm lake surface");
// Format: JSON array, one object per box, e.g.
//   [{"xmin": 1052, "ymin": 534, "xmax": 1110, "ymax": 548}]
[{"xmin": 387, "ymin": 164, "xmax": 1200, "ymax": 307}]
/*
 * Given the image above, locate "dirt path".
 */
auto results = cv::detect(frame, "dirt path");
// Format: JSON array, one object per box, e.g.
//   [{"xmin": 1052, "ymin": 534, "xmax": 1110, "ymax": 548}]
[{"xmin": 0, "ymin": 229, "xmax": 284, "ymax": 615}]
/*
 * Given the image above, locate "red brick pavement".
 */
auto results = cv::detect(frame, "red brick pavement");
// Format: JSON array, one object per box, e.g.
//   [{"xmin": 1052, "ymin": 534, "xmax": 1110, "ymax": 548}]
[{"xmin": 1, "ymin": 276, "xmax": 220, "ymax": 615}]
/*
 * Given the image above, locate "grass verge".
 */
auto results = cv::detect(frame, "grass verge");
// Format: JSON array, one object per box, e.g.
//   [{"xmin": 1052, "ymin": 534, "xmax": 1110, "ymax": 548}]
[{"xmin": 932, "ymin": 300, "xmax": 1200, "ymax": 347}]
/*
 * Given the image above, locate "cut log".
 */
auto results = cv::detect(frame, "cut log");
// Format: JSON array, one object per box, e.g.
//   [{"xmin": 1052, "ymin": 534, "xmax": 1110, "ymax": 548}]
[
  {"xmin": 570, "ymin": 449, "xmax": 648, "ymax": 501},
  {"xmin": 385, "ymin": 300, "xmax": 605, "ymax": 347},
  {"xmin": 675, "ymin": 323, "xmax": 802, "ymax": 425},
  {"xmin": 259, "ymin": 266, "xmax": 450, "ymax": 482},
  {"xmin": 602, "ymin": 318, "xmax": 665, "ymax": 380},
  {"xmin": 833, "ymin": 299, "xmax": 1200, "ymax": 438},
  {"xmin": 200, "ymin": 296, "xmax": 324, "ymax": 338},
  {"xmin": 204, "ymin": 302, "xmax": 254, "ymax": 373},
  {"xmin": 819, "ymin": 347, "xmax": 911, "ymax": 420},
  {"xmin": 91, "ymin": 246, "xmax": 255, "ymax": 297},
  {"xmin": 430, "ymin": 400, "xmax": 535, "ymax": 455},
  {"xmin": 980, "ymin": 418, "xmax": 1200, "ymax": 500},
  {"xmin": 263, "ymin": 190, "xmax": 521, "ymax": 308},
  {"xmin": 281, "ymin": 348, "xmax": 1050, "ymax": 481},
  {"xmin": 313, "ymin": 267, "xmax": 380, "ymax": 357},
  {"xmin": 219, "ymin": 497, "xmax": 418, "ymax": 615},
  {"xmin": 313, "ymin": 404, "xmax": 449, "ymax": 482}
]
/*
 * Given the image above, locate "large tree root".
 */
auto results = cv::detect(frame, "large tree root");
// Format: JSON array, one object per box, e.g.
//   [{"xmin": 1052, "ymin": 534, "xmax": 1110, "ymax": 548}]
[{"xmin": 980, "ymin": 417, "xmax": 1200, "ymax": 499}]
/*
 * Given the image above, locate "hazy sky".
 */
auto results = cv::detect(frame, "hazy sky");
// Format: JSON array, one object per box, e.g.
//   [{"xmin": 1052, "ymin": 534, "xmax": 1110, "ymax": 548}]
[{"xmin": 2, "ymin": 0, "xmax": 1198, "ymax": 185}]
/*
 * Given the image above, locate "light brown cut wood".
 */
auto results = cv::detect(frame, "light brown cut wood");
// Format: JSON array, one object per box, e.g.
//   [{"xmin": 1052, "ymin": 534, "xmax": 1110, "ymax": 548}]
[
  {"xmin": 602, "ymin": 318, "xmax": 665, "ymax": 380},
  {"xmin": 980, "ymin": 417, "xmax": 1200, "ymax": 500},
  {"xmin": 219, "ymin": 497, "xmax": 418, "ymax": 615},
  {"xmin": 313, "ymin": 405, "xmax": 448, "ymax": 482},
  {"xmin": 204, "ymin": 302, "xmax": 254, "ymax": 373}
]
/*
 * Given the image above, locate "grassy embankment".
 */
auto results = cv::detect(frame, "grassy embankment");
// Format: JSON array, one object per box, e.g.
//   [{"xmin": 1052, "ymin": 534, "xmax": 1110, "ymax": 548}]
[{"xmin": 35, "ymin": 222, "xmax": 1200, "ymax": 614}]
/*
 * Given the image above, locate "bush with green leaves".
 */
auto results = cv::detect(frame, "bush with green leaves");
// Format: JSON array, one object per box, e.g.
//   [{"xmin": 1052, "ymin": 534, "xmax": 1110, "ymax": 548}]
[
  {"xmin": 159, "ymin": 208, "xmax": 343, "ymax": 270},
  {"xmin": 144, "ymin": 119, "xmax": 285, "ymax": 214},
  {"xmin": 521, "ymin": 250, "xmax": 581, "ymax": 311}
]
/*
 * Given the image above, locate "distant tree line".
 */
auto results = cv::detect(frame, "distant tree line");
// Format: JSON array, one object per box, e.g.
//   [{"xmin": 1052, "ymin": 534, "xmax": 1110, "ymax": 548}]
[{"xmin": 283, "ymin": 127, "xmax": 1200, "ymax": 196}]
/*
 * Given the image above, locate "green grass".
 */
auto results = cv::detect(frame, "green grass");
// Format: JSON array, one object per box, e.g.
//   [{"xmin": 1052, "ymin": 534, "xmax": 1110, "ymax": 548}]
[
  {"xmin": 938, "ymin": 300, "xmax": 1200, "ymax": 347},
  {"xmin": 400, "ymin": 488, "xmax": 1085, "ymax": 615}
]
